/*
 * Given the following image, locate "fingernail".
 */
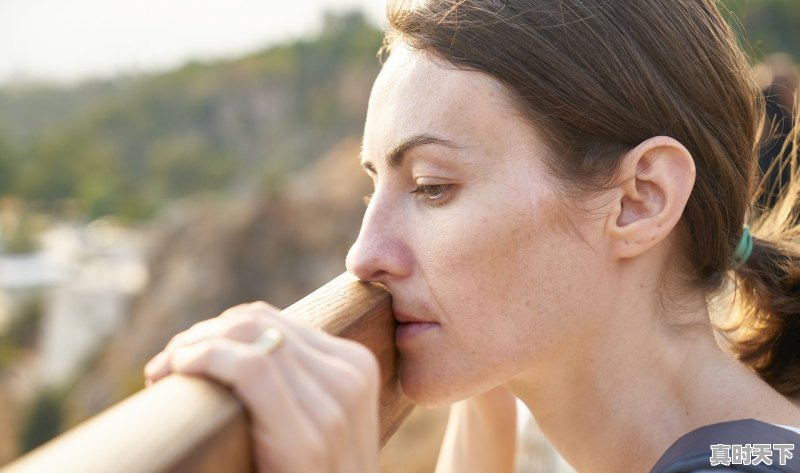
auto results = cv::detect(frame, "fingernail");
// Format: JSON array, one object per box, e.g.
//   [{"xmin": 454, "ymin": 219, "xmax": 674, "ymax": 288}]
[
  {"xmin": 144, "ymin": 352, "xmax": 167, "ymax": 377},
  {"xmin": 144, "ymin": 352, "xmax": 169, "ymax": 378}
]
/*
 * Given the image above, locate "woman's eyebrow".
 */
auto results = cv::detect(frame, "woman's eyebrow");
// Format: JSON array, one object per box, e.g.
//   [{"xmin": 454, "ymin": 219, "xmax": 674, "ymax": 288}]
[
  {"xmin": 359, "ymin": 134, "xmax": 464, "ymax": 172},
  {"xmin": 386, "ymin": 134, "xmax": 463, "ymax": 169}
]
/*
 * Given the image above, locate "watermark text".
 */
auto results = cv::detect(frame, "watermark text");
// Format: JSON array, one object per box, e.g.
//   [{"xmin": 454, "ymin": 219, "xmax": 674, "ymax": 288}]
[{"xmin": 710, "ymin": 443, "xmax": 794, "ymax": 466}]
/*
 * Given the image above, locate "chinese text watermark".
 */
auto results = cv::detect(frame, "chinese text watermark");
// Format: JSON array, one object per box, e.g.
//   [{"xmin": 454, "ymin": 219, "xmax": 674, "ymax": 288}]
[{"xmin": 710, "ymin": 444, "xmax": 794, "ymax": 466}]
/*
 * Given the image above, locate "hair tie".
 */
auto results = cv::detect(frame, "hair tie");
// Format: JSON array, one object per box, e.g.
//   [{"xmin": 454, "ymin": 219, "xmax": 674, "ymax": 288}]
[{"xmin": 734, "ymin": 225, "xmax": 753, "ymax": 266}]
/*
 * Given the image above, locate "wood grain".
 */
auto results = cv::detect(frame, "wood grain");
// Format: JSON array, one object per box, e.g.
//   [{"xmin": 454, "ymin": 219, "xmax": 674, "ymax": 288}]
[{"xmin": 1, "ymin": 272, "xmax": 413, "ymax": 473}]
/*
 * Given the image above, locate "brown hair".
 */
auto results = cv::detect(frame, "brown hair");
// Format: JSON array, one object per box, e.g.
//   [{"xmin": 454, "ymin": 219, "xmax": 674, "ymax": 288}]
[{"xmin": 381, "ymin": 0, "xmax": 800, "ymax": 396}]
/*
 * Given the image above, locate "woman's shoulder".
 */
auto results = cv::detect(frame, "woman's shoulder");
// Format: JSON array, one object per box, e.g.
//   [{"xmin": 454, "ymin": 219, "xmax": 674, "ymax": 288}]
[{"xmin": 650, "ymin": 419, "xmax": 800, "ymax": 473}]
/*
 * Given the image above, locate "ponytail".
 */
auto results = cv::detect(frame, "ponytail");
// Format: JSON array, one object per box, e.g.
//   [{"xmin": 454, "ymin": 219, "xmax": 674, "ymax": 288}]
[{"xmin": 728, "ymin": 115, "xmax": 800, "ymax": 397}]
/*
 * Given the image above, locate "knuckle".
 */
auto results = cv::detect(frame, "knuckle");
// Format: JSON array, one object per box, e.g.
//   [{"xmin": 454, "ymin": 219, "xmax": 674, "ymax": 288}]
[
  {"xmin": 169, "ymin": 344, "xmax": 209, "ymax": 373},
  {"xmin": 303, "ymin": 431, "xmax": 329, "ymax": 470},
  {"xmin": 187, "ymin": 340, "xmax": 216, "ymax": 361},
  {"xmin": 349, "ymin": 344, "xmax": 381, "ymax": 383},
  {"xmin": 166, "ymin": 331, "xmax": 189, "ymax": 349},
  {"xmin": 247, "ymin": 301, "xmax": 276, "ymax": 312},
  {"xmin": 226, "ymin": 308, "xmax": 259, "ymax": 324},
  {"xmin": 240, "ymin": 301, "xmax": 280, "ymax": 318},
  {"xmin": 221, "ymin": 302, "xmax": 279, "ymax": 326},
  {"xmin": 220, "ymin": 301, "xmax": 278, "ymax": 318},
  {"xmin": 340, "ymin": 365, "xmax": 364, "ymax": 388},
  {"xmin": 220, "ymin": 302, "xmax": 257, "ymax": 318},
  {"xmin": 166, "ymin": 319, "xmax": 210, "ymax": 348},
  {"xmin": 234, "ymin": 350, "xmax": 267, "ymax": 381},
  {"xmin": 337, "ymin": 367, "xmax": 374, "ymax": 409},
  {"xmin": 221, "ymin": 317, "xmax": 262, "ymax": 339},
  {"xmin": 318, "ymin": 403, "xmax": 347, "ymax": 436},
  {"xmin": 223, "ymin": 313, "xmax": 269, "ymax": 338}
]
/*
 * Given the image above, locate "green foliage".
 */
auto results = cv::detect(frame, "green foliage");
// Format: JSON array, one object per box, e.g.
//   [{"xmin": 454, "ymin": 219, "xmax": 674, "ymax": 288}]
[
  {"xmin": 719, "ymin": 0, "xmax": 800, "ymax": 60},
  {"xmin": 17, "ymin": 388, "xmax": 64, "ymax": 454},
  {"xmin": 0, "ymin": 134, "xmax": 18, "ymax": 195},
  {"xmin": 0, "ymin": 11, "xmax": 383, "ymax": 221},
  {"xmin": 1, "ymin": 6, "xmax": 793, "ymax": 222},
  {"xmin": 0, "ymin": 296, "xmax": 44, "ymax": 370},
  {"xmin": 1, "ymin": 298, "xmax": 49, "ymax": 455}
]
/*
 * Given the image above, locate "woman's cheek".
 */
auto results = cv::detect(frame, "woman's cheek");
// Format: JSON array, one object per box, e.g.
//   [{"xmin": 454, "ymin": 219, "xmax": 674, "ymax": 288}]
[{"xmin": 420, "ymin": 206, "xmax": 540, "ymax": 336}]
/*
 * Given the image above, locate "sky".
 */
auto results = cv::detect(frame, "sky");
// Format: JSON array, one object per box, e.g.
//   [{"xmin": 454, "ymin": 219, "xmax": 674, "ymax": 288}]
[{"xmin": 0, "ymin": 0, "xmax": 386, "ymax": 85}]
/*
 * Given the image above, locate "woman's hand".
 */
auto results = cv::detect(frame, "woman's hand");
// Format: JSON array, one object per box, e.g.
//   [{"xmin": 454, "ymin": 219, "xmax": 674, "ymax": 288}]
[{"xmin": 143, "ymin": 301, "xmax": 381, "ymax": 473}]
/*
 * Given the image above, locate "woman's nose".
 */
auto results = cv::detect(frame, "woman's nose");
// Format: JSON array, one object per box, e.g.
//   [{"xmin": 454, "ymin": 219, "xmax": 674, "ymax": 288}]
[{"xmin": 345, "ymin": 197, "xmax": 412, "ymax": 283}]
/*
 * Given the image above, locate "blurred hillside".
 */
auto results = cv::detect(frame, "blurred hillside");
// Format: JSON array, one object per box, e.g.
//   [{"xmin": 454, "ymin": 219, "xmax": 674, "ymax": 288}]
[
  {"xmin": 0, "ymin": 11, "xmax": 381, "ymax": 221},
  {"xmin": 0, "ymin": 11, "xmax": 452, "ymax": 473},
  {"xmin": 0, "ymin": 9, "xmax": 404, "ymax": 466}
]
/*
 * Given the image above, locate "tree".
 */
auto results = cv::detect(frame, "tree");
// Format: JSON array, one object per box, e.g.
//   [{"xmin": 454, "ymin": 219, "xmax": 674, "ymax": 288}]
[
  {"xmin": 0, "ymin": 134, "xmax": 17, "ymax": 195},
  {"xmin": 720, "ymin": 0, "xmax": 800, "ymax": 60}
]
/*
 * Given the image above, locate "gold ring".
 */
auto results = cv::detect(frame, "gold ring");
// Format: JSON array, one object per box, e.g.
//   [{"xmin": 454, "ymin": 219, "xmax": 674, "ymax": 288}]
[{"xmin": 253, "ymin": 327, "xmax": 285, "ymax": 354}]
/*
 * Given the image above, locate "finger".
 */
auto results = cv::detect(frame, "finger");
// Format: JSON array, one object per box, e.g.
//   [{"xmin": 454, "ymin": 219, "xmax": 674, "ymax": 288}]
[
  {"xmin": 240, "ymin": 316, "xmax": 380, "ymax": 412},
  {"xmin": 259, "ymin": 313, "xmax": 380, "ymax": 378},
  {"xmin": 143, "ymin": 351, "xmax": 171, "ymax": 384},
  {"xmin": 241, "ymin": 337, "xmax": 371, "ymax": 473},
  {"xmin": 167, "ymin": 328, "xmax": 378, "ymax": 472},
  {"xmin": 145, "ymin": 302, "xmax": 282, "ymax": 384},
  {"xmin": 250, "ymin": 316, "xmax": 382, "ymax": 433},
  {"xmin": 144, "ymin": 320, "xmax": 232, "ymax": 385},
  {"xmin": 167, "ymin": 338, "xmax": 336, "ymax": 472},
  {"xmin": 220, "ymin": 300, "xmax": 282, "ymax": 317},
  {"xmin": 164, "ymin": 302, "xmax": 364, "ymax": 366},
  {"xmin": 313, "ymin": 352, "xmax": 380, "ymax": 467},
  {"xmin": 246, "ymin": 349, "xmax": 349, "ymax": 473},
  {"xmin": 166, "ymin": 301, "xmax": 279, "ymax": 351},
  {"xmin": 270, "ymin": 331, "xmax": 379, "ymax": 473},
  {"xmin": 145, "ymin": 301, "xmax": 378, "ymax": 389},
  {"xmin": 290, "ymin": 351, "xmax": 375, "ymax": 473}
]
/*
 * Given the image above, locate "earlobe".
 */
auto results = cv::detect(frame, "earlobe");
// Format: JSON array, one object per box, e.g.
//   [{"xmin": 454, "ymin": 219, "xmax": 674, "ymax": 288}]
[{"xmin": 607, "ymin": 137, "xmax": 696, "ymax": 259}]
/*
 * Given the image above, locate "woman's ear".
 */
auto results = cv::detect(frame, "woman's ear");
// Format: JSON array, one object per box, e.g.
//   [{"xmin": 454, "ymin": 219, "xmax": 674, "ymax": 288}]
[{"xmin": 606, "ymin": 136, "xmax": 696, "ymax": 259}]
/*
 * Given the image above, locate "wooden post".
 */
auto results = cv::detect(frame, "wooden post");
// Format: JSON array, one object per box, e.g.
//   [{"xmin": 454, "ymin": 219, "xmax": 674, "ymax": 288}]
[{"xmin": 1, "ymin": 272, "xmax": 414, "ymax": 473}]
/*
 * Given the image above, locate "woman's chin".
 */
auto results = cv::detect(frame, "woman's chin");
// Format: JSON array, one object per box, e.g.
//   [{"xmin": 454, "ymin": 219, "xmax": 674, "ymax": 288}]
[{"xmin": 399, "ymin": 369, "xmax": 461, "ymax": 408}]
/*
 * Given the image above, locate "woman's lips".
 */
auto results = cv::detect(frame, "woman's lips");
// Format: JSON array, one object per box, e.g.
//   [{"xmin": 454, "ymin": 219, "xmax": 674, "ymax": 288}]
[
  {"xmin": 392, "ymin": 308, "xmax": 440, "ymax": 344},
  {"xmin": 392, "ymin": 308, "xmax": 435, "ymax": 324},
  {"xmin": 395, "ymin": 321, "xmax": 439, "ymax": 344}
]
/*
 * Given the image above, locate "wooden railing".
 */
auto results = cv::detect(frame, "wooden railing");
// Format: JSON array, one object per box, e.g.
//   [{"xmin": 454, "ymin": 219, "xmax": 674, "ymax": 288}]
[{"xmin": 0, "ymin": 272, "xmax": 414, "ymax": 473}]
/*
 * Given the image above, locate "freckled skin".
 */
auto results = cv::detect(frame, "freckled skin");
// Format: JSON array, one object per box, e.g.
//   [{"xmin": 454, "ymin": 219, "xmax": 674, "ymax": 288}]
[{"xmin": 346, "ymin": 45, "xmax": 615, "ymax": 407}]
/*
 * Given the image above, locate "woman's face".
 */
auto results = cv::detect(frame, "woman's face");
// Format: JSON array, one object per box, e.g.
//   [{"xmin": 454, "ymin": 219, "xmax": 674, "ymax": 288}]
[{"xmin": 346, "ymin": 43, "xmax": 612, "ymax": 406}]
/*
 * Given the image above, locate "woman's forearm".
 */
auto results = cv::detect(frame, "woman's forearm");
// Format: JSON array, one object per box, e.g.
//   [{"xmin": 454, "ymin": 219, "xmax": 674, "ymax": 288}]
[{"xmin": 434, "ymin": 386, "xmax": 518, "ymax": 473}]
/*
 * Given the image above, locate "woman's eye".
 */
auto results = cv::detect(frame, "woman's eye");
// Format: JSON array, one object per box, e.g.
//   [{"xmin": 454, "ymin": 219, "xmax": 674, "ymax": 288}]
[{"xmin": 410, "ymin": 184, "xmax": 454, "ymax": 205}]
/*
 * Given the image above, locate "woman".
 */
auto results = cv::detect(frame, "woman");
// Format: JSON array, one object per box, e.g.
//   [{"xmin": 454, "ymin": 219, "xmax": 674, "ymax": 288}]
[{"xmin": 144, "ymin": 1, "xmax": 800, "ymax": 471}]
